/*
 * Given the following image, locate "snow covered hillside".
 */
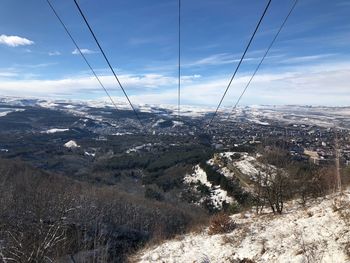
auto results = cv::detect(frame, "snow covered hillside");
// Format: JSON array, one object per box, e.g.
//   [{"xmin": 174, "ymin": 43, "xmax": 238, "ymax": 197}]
[
  {"xmin": 184, "ymin": 165, "xmax": 234, "ymax": 209},
  {"xmin": 133, "ymin": 190, "xmax": 350, "ymax": 263}
]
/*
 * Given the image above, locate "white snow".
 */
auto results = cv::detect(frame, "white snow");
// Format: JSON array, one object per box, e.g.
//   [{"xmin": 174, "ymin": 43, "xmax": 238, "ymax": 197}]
[
  {"xmin": 184, "ymin": 165, "xmax": 234, "ymax": 209},
  {"xmin": 84, "ymin": 151, "xmax": 95, "ymax": 157},
  {"xmin": 0, "ymin": 108, "xmax": 24, "ymax": 117},
  {"xmin": 126, "ymin": 143, "xmax": 160, "ymax": 154},
  {"xmin": 184, "ymin": 165, "xmax": 212, "ymax": 187},
  {"xmin": 42, "ymin": 128, "xmax": 69, "ymax": 134},
  {"xmin": 134, "ymin": 190, "xmax": 350, "ymax": 263},
  {"xmin": 235, "ymin": 156, "xmax": 261, "ymax": 177},
  {"xmin": 247, "ymin": 118, "xmax": 270, "ymax": 126},
  {"xmin": 215, "ymin": 152, "xmax": 277, "ymax": 183},
  {"xmin": 0, "ymin": 111, "xmax": 12, "ymax": 117},
  {"xmin": 112, "ymin": 132, "xmax": 133, "ymax": 136},
  {"xmin": 218, "ymin": 167, "xmax": 235, "ymax": 179},
  {"xmin": 152, "ymin": 119, "xmax": 166, "ymax": 127},
  {"xmin": 172, "ymin": 120, "xmax": 184, "ymax": 127},
  {"xmin": 37, "ymin": 101, "xmax": 59, "ymax": 109},
  {"xmin": 64, "ymin": 140, "xmax": 80, "ymax": 148}
]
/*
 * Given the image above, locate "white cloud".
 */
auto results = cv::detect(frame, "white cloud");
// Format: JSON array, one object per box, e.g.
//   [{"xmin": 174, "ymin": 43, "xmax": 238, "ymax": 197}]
[
  {"xmin": 0, "ymin": 72, "xmax": 18, "ymax": 78},
  {"xmin": 280, "ymin": 54, "xmax": 336, "ymax": 64},
  {"xmin": 48, "ymin": 51, "xmax": 61, "ymax": 56},
  {"xmin": 130, "ymin": 63, "xmax": 350, "ymax": 106},
  {"xmin": 72, "ymin": 48, "xmax": 97, "ymax": 55},
  {"xmin": 0, "ymin": 73, "xmax": 176, "ymax": 96},
  {"xmin": 185, "ymin": 53, "xmax": 257, "ymax": 67},
  {"xmin": 0, "ymin": 62, "xmax": 349, "ymax": 106},
  {"xmin": 0, "ymin": 34, "xmax": 34, "ymax": 47}
]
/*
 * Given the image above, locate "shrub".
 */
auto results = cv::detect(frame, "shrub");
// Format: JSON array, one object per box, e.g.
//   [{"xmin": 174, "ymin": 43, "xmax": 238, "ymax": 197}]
[
  {"xmin": 224, "ymin": 202, "xmax": 241, "ymax": 214},
  {"xmin": 208, "ymin": 213, "xmax": 236, "ymax": 235}
]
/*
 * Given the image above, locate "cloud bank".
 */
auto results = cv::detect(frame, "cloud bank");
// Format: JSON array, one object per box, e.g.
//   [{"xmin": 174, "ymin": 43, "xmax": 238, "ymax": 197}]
[{"xmin": 0, "ymin": 61, "xmax": 349, "ymax": 106}]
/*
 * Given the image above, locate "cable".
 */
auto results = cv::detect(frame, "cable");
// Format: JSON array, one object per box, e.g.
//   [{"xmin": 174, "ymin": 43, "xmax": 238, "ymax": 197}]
[
  {"xmin": 228, "ymin": 0, "xmax": 298, "ymax": 120},
  {"xmin": 72, "ymin": 0, "xmax": 144, "ymax": 126},
  {"xmin": 178, "ymin": 0, "xmax": 181, "ymax": 121},
  {"xmin": 207, "ymin": 0, "xmax": 272, "ymax": 127},
  {"xmin": 46, "ymin": 0, "xmax": 120, "ymax": 111}
]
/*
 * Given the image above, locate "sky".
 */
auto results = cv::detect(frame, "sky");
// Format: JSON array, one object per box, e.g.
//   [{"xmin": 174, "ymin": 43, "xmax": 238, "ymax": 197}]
[{"xmin": 0, "ymin": 0, "xmax": 349, "ymax": 107}]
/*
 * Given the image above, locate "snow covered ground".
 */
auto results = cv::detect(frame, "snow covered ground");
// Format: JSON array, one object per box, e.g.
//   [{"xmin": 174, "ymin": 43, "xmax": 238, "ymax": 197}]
[
  {"xmin": 1, "ymin": 97, "xmax": 350, "ymax": 128},
  {"xmin": 214, "ymin": 152, "xmax": 278, "ymax": 184},
  {"xmin": 133, "ymin": 190, "xmax": 350, "ymax": 263}
]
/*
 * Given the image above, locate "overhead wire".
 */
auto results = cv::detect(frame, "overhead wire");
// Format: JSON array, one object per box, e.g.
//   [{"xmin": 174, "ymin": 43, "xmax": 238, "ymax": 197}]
[
  {"xmin": 207, "ymin": 0, "xmax": 273, "ymax": 127},
  {"xmin": 46, "ymin": 0, "xmax": 120, "ymax": 111},
  {"xmin": 227, "ymin": 0, "xmax": 299, "ymax": 120},
  {"xmin": 72, "ymin": 0, "xmax": 144, "ymax": 127},
  {"xmin": 178, "ymin": 0, "xmax": 181, "ymax": 121}
]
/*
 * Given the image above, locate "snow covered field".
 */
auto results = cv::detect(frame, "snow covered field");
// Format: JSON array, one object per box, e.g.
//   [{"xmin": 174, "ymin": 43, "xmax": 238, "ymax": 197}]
[{"xmin": 133, "ymin": 190, "xmax": 350, "ymax": 263}]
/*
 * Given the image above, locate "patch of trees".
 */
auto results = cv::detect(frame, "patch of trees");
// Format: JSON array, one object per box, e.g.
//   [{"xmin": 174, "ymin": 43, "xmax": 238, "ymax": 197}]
[
  {"xmin": 96, "ymin": 154, "xmax": 151, "ymax": 171},
  {"xmin": 142, "ymin": 165, "xmax": 190, "ymax": 192},
  {"xmin": 253, "ymin": 149, "xmax": 338, "ymax": 214},
  {"xmin": 96, "ymin": 145, "xmax": 213, "ymax": 173},
  {"xmin": 257, "ymin": 147, "xmax": 291, "ymax": 168},
  {"xmin": 95, "ymin": 144, "xmax": 213, "ymax": 192},
  {"xmin": 287, "ymin": 163, "xmax": 337, "ymax": 204},
  {"xmin": 145, "ymin": 145, "xmax": 213, "ymax": 172},
  {"xmin": 199, "ymin": 162, "xmax": 251, "ymax": 206},
  {"xmin": 0, "ymin": 158, "xmax": 207, "ymax": 262}
]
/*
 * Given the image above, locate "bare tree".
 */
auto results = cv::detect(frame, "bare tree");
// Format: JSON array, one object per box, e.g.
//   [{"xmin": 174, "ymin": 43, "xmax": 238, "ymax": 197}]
[{"xmin": 254, "ymin": 166, "xmax": 289, "ymax": 214}]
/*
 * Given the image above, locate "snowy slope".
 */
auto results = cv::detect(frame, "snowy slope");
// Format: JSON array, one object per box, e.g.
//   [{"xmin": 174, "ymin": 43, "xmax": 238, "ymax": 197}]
[
  {"xmin": 184, "ymin": 165, "xmax": 234, "ymax": 209},
  {"xmin": 133, "ymin": 190, "xmax": 350, "ymax": 263}
]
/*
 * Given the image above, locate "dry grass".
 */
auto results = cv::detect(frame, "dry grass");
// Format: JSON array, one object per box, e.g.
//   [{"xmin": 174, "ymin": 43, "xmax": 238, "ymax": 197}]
[{"xmin": 208, "ymin": 213, "xmax": 237, "ymax": 235}]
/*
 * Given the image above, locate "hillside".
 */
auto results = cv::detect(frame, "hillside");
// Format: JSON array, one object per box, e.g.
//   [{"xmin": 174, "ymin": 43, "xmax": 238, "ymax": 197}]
[
  {"xmin": 133, "ymin": 190, "xmax": 350, "ymax": 263},
  {"xmin": 1, "ymin": 97, "xmax": 349, "ymax": 262}
]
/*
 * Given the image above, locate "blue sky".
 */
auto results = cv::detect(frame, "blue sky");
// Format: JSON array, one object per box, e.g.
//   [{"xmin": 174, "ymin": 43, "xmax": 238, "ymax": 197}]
[{"xmin": 0, "ymin": 0, "xmax": 349, "ymax": 107}]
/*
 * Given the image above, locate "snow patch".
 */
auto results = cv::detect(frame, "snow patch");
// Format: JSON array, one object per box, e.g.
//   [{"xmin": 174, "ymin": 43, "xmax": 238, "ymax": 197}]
[
  {"xmin": 64, "ymin": 140, "xmax": 80, "ymax": 148},
  {"xmin": 42, "ymin": 128, "xmax": 69, "ymax": 134},
  {"xmin": 112, "ymin": 132, "xmax": 133, "ymax": 136},
  {"xmin": 84, "ymin": 151, "xmax": 95, "ymax": 157},
  {"xmin": 184, "ymin": 165, "xmax": 234, "ymax": 209},
  {"xmin": 0, "ymin": 108, "xmax": 25, "ymax": 117},
  {"xmin": 172, "ymin": 120, "xmax": 184, "ymax": 127},
  {"xmin": 152, "ymin": 119, "xmax": 166, "ymax": 127}
]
